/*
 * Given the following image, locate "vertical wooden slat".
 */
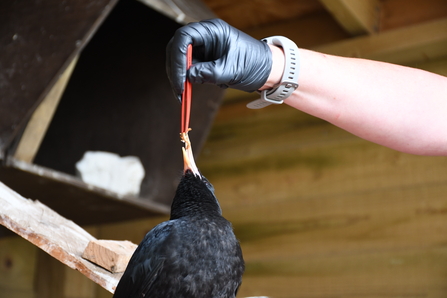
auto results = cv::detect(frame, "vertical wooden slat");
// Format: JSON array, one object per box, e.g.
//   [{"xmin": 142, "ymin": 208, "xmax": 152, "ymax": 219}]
[
  {"xmin": 0, "ymin": 237, "xmax": 37, "ymax": 298},
  {"xmin": 35, "ymin": 249, "xmax": 66, "ymax": 298},
  {"xmin": 311, "ymin": 0, "xmax": 381, "ymax": 35},
  {"xmin": 13, "ymin": 56, "xmax": 78, "ymax": 163}
]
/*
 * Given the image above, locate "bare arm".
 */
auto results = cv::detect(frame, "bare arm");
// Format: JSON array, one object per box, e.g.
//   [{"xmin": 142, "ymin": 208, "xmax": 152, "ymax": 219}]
[
  {"xmin": 264, "ymin": 45, "xmax": 447, "ymax": 156},
  {"xmin": 167, "ymin": 20, "xmax": 447, "ymax": 155}
]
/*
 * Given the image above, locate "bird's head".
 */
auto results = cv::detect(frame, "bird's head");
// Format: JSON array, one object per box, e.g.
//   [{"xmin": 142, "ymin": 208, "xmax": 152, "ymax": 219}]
[{"xmin": 170, "ymin": 146, "xmax": 222, "ymax": 219}]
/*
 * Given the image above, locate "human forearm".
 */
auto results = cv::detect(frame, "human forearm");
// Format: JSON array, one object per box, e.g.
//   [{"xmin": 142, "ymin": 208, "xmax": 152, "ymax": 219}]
[
  {"xmin": 167, "ymin": 20, "xmax": 447, "ymax": 155},
  {"xmin": 266, "ymin": 46, "xmax": 447, "ymax": 155}
]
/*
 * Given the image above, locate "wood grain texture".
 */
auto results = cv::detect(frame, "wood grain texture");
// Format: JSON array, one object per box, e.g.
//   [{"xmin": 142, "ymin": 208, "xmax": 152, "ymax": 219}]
[
  {"xmin": 0, "ymin": 237, "xmax": 37, "ymax": 298},
  {"xmin": 381, "ymin": 0, "xmax": 447, "ymax": 31},
  {"xmin": 245, "ymin": 11, "xmax": 350, "ymax": 48},
  {"xmin": 0, "ymin": 181, "xmax": 121, "ymax": 293},
  {"xmin": 202, "ymin": 0, "xmax": 323, "ymax": 30},
  {"xmin": 313, "ymin": 17, "xmax": 447, "ymax": 66},
  {"xmin": 0, "ymin": 159, "xmax": 169, "ymax": 231},
  {"xmin": 196, "ymin": 100, "xmax": 447, "ymax": 298},
  {"xmin": 13, "ymin": 56, "xmax": 78, "ymax": 163},
  {"xmin": 138, "ymin": 0, "xmax": 216, "ymax": 24},
  {"xmin": 35, "ymin": 248, "xmax": 66, "ymax": 298},
  {"xmin": 0, "ymin": 0, "xmax": 117, "ymax": 154},
  {"xmin": 82, "ymin": 240, "xmax": 137, "ymax": 273},
  {"xmin": 320, "ymin": 0, "xmax": 380, "ymax": 35},
  {"xmin": 203, "ymin": 0, "xmax": 447, "ymax": 40}
]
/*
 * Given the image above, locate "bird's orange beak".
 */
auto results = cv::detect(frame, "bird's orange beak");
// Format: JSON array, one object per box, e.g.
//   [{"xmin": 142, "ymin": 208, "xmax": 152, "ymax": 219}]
[{"xmin": 181, "ymin": 133, "xmax": 201, "ymax": 177}]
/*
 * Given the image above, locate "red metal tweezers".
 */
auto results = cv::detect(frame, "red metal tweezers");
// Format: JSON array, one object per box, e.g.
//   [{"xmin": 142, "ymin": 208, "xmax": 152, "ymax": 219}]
[{"xmin": 181, "ymin": 44, "xmax": 193, "ymax": 134}]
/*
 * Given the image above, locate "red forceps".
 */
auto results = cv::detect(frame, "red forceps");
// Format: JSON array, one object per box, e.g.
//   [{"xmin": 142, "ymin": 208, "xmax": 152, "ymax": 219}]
[
  {"xmin": 181, "ymin": 44, "xmax": 193, "ymax": 135},
  {"xmin": 180, "ymin": 44, "xmax": 199, "ymax": 174}
]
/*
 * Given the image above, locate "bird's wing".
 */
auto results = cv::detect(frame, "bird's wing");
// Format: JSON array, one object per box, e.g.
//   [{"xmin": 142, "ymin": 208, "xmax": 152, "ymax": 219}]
[{"xmin": 113, "ymin": 221, "xmax": 175, "ymax": 298}]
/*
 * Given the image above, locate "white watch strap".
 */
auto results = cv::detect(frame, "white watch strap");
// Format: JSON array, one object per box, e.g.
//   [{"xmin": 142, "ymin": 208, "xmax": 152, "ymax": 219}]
[{"xmin": 247, "ymin": 36, "xmax": 300, "ymax": 109}]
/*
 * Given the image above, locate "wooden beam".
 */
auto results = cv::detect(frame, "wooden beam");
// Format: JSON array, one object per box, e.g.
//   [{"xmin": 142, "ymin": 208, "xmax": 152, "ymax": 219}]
[
  {"xmin": 313, "ymin": 17, "xmax": 447, "ymax": 66},
  {"xmin": 245, "ymin": 11, "xmax": 350, "ymax": 48},
  {"xmin": 137, "ymin": 0, "xmax": 216, "ymax": 24},
  {"xmin": 0, "ymin": 181, "xmax": 121, "ymax": 293},
  {"xmin": 320, "ymin": 0, "xmax": 381, "ymax": 35},
  {"xmin": 202, "ymin": 0, "xmax": 323, "ymax": 31},
  {"xmin": 381, "ymin": 0, "xmax": 447, "ymax": 31},
  {"xmin": 0, "ymin": 158, "xmax": 170, "ymax": 228},
  {"xmin": 14, "ymin": 56, "xmax": 78, "ymax": 163}
]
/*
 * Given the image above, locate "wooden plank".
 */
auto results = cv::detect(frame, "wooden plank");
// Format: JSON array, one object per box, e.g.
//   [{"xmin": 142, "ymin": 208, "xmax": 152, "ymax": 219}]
[
  {"xmin": 13, "ymin": 56, "xmax": 78, "ymax": 163},
  {"xmin": 381, "ymin": 0, "xmax": 447, "ymax": 31},
  {"xmin": 82, "ymin": 240, "xmax": 137, "ymax": 273},
  {"xmin": 197, "ymin": 99, "xmax": 447, "ymax": 298},
  {"xmin": 0, "ymin": 181, "xmax": 120, "ymax": 293},
  {"xmin": 227, "ymin": 183, "xmax": 447, "ymax": 297},
  {"xmin": 201, "ymin": 130, "xmax": 447, "ymax": 204},
  {"xmin": 34, "ymin": 245, "xmax": 100, "ymax": 298},
  {"xmin": 202, "ymin": 0, "xmax": 324, "ymax": 30},
  {"xmin": 198, "ymin": 102, "xmax": 447, "ymax": 203},
  {"xmin": 0, "ymin": 237, "xmax": 37, "ymax": 298},
  {"xmin": 138, "ymin": 0, "xmax": 216, "ymax": 24},
  {"xmin": 63, "ymin": 264, "xmax": 97, "ymax": 298},
  {"xmin": 313, "ymin": 17, "xmax": 447, "ymax": 66},
  {"xmin": 245, "ymin": 10, "xmax": 350, "ymax": 48},
  {"xmin": 320, "ymin": 0, "xmax": 380, "ymax": 35},
  {"xmin": 0, "ymin": 159, "xmax": 169, "ymax": 231},
  {"xmin": 35, "ymin": 249, "xmax": 66, "ymax": 298},
  {"xmin": 0, "ymin": 0, "xmax": 118, "ymax": 155}
]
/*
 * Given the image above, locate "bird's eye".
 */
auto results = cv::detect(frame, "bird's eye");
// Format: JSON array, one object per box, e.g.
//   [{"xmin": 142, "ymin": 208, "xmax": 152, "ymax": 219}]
[{"xmin": 203, "ymin": 179, "xmax": 215, "ymax": 193}]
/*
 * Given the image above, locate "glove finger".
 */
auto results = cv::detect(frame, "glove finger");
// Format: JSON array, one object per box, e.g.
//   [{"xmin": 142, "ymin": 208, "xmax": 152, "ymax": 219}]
[
  {"xmin": 166, "ymin": 22, "xmax": 215, "ymax": 101},
  {"xmin": 165, "ymin": 38, "xmax": 182, "ymax": 102},
  {"xmin": 166, "ymin": 36, "xmax": 192, "ymax": 101},
  {"xmin": 188, "ymin": 61, "xmax": 229, "ymax": 88}
]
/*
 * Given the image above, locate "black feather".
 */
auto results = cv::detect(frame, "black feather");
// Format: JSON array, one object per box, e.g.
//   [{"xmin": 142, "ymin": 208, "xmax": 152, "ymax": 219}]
[{"xmin": 113, "ymin": 170, "xmax": 245, "ymax": 298}]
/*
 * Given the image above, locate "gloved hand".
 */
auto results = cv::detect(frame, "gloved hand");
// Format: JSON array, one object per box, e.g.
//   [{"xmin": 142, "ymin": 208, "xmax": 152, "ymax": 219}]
[{"xmin": 166, "ymin": 18, "xmax": 272, "ymax": 102}]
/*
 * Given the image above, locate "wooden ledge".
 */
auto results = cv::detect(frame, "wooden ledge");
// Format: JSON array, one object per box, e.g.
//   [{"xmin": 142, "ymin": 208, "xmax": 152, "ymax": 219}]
[{"xmin": 0, "ymin": 181, "xmax": 121, "ymax": 293}]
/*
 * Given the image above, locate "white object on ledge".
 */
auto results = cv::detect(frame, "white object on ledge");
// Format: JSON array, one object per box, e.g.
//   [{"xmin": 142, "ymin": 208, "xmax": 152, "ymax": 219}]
[{"xmin": 76, "ymin": 151, "xmax": 145, "ymax": 197}]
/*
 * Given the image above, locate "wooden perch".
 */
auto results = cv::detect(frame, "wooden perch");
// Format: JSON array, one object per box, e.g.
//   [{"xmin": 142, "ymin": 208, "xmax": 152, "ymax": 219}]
[
  {"xmin": 83, "ymin": 239, "xmax": 137, "ymax": 273},
  {"xmin": 0, "ymin": 181, "xmax": 127, "ymax": 293}
]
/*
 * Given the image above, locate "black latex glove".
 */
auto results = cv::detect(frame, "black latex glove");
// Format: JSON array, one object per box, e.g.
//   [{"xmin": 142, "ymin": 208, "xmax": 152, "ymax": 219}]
[{"xmin": 166, "ymin": 18, "xmax": 272, "ymax": 102}]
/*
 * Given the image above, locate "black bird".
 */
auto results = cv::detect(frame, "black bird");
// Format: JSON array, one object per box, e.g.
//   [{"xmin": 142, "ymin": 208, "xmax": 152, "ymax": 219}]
[{"xmin": 113, "ymin": 145, "xmax": 245, "ymax": 298}]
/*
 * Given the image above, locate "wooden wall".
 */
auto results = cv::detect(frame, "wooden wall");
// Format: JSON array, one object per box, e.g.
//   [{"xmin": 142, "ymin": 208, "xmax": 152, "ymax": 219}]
[{"xmin": 196, "ymin": 98, "xmax": 447, "ymax": 297}]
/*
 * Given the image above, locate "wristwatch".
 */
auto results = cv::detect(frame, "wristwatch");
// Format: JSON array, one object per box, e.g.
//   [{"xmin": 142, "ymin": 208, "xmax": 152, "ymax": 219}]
[{"xmin": 247, "ymin": 36, "xmax": 300, "ymax": 109}]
